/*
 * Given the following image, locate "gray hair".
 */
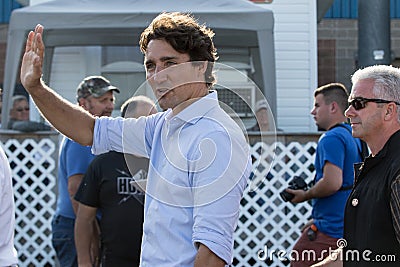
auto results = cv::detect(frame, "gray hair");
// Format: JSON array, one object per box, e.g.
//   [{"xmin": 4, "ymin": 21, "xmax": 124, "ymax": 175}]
[
  {"xmin": 351, "ymin": 65, "xmax": 400, "ymax": 122},
  {"xmin": 120, "ymin": 95, "xmax": 155, "ymax": 117}
]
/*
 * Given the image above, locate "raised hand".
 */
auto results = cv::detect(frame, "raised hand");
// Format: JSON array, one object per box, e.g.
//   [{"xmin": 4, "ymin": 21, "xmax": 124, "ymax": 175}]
[{"xmin": 20, "ymin": 24, "xmax": 45, "ymax": 91}]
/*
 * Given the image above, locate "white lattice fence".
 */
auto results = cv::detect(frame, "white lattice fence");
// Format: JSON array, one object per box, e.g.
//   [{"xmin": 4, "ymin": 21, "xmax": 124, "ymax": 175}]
[
  {"xmin": 233, "ymin": 140, "xmax": 318, "ymax": 267},
  {"xmin": 1, "ymin": 133, "xmax": 318, "ymax": 267},
  {"xmin": 1, "ymin": 133, "xmax": 59, "ymax": 267}
]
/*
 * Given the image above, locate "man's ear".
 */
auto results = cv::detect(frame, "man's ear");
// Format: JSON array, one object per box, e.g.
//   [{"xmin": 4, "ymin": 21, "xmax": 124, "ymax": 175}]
[
  {"xmin": 193, "ymin": 61, "xmax": 208, "ymax": 83},
  {"xmin": 78, "ymin": 98, "xmax": 86, "ymax": 108},
  {"xmin": 330, "ymin": 101, "xmax": 338, "ymax": 113},
  {"xmin": 384, "ymin": 102, "xmax": 397, "ymax": 120},
  {"xmin": 196, "ymin": 61, "xmax": 208, "ymax": 74}
]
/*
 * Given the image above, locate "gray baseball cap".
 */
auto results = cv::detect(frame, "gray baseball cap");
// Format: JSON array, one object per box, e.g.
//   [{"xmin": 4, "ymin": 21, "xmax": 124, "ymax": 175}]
[{"xmin": 76, "ymin": 76, "xmax": 120, "ymax": 100}]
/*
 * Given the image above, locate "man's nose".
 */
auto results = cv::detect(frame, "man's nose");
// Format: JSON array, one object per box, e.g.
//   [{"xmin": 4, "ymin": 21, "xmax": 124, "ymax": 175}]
[
  {"xmin": 344, "ymin": 105, "xmax": 354, "ymax": 118},
  {"xmin": 107, "ymin": 100, "xmax": 115, "ymax": 110},
  {"xmin": 153, "ymin": 66, "xmax": 168, "ymax": 83}
]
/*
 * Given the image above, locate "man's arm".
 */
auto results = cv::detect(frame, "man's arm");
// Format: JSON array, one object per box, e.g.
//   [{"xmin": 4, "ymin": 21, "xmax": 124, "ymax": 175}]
[
  {"xmin": 20, "ymin": 24, "xmax": 94, "ymax": 146},
  {"xmin": 68, "ymin": 174, "xmax": 85, "ymax": 214},
  {"xmin": 75, "ymin": 203, "xmax": 98, "ymax": 267},
  {"xmin": 191, "ymin": 130, "xmax": 250, "ymax": 266},
  {"xmin": 288, "ymin": 162, "xmax": 343, "ymax": 203},
  {"xmin": 194, "ymin": 243, "xmax": 225, "ymax": 267},
  {"xmin": 390, "ymin": 175, "xmax": 400, "ymax": 244}
]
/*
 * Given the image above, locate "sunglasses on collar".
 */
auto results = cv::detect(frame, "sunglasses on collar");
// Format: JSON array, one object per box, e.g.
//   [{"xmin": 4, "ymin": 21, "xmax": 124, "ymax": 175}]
[{"xmin": 348, "ymin": 97, "xmax": 400, "ymax": 110}]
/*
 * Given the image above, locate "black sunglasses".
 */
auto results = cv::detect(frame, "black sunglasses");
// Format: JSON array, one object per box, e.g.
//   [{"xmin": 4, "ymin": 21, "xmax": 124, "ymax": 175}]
[{"xmin": 348, "ymin": 97, "xmax": 400, "ymax": 110}]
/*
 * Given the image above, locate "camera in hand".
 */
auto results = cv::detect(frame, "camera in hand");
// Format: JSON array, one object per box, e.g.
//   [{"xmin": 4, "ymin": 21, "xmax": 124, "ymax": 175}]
[{"xmin": 280, "ymin": 176, "xmax": 308, "ymax": 202}]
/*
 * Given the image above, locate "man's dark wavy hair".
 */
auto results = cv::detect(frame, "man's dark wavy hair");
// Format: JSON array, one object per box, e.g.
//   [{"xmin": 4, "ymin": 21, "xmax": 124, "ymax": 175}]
[{"xmin": 140, "ymin": 12, "xmax": 218, "ymax": 88}]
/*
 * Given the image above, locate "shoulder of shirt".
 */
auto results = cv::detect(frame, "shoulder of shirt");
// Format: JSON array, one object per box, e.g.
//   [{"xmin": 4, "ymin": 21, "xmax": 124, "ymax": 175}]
[
  {"xmin": 321, "ymin": 125, "xmax": 354, "ymax": 146},
  {"xmin": 90, "ymin": 151, "xmax": 123, "ymax": 164},
  {"xmin": 326, "ymin": 124, "xmax": 351, "ymax": 135},
  {"xmin": 64, "ymin": 138, "xmax": 92, "ymax": 149}
]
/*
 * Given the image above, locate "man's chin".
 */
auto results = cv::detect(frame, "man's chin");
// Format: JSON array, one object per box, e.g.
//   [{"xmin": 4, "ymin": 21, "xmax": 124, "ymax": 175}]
[
  {"xmin": 158, "ymin": 101, "xmax": 168, "ymax": 111},
  {"xmin": 157, "ymin": 93, "xmax": 172, "ymax": 109},
  {"xmin": 157, "ymin": 98, "xmax": 171, "ymax": 111},
  {"xmin": 315, "ymin": 123, "xmax": 326, "ymax": 131},
  {"xmin": 350, "ymin": 125, "xmax": 361, "ymax": 136},
  {"xmin": 352, "ymin": 130, "xmax": 361, "ymax": 139}
]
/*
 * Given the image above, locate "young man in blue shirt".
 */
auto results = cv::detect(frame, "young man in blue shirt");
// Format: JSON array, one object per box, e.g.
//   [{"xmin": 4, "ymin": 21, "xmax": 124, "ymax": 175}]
[{"xmin": 287, "ymin": 83, "xmax": 363, "ymax": 267}]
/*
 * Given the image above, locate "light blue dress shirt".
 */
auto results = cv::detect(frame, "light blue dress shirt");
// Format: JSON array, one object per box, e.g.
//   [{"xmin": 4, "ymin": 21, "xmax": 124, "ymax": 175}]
[{"xmin": 92, "ymin": 91, "xmax": 251, "ymax": 266}]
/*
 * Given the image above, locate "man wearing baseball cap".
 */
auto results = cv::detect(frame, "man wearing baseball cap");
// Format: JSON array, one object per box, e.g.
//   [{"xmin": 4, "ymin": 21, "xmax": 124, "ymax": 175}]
[
  {"xmin": 76, "ymin": 76, "xmax": 120, "ymax": 117},
  {"xmin": 52, "ymin": 76, "xmax": 119, "ymax": 267}
]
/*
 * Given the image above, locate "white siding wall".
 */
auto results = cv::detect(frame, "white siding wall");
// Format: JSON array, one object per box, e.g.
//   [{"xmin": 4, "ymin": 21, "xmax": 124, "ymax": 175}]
[
  {"xmin": 261, "ymin": 0, "xmax": 318, "ymax": 132},
  {"xmin": 49, "ymin": 47, "xmax": 102, "ymax": 104},
  {"xmin": 49, "ymin": 47, "xmax": 86, "ymax": 104},
  {"xmin": 30, "ymin": 47, "xmax": 88, "ymax": 122}
]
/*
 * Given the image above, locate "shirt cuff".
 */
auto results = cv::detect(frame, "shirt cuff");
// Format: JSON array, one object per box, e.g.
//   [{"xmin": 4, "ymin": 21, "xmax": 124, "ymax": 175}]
[{"xmin": 193, "ymin": 228, "xmax": 233, "ymax": 264}]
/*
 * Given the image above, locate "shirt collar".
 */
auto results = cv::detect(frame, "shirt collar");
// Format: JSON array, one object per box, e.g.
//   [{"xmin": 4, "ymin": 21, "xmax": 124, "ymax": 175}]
[
  {"xmin": 165, "ymin": 90, "xmax": 219, "ymax": 125},
  {"xmin": 374, "ymin": 129, "xmax": 400, "ymax": 159}
]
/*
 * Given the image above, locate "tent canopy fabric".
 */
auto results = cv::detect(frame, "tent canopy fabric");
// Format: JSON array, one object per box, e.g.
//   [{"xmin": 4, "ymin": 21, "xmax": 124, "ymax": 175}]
[{"xmin": 2, "ymin": 0, "xmax": 276, "ymax": 129}]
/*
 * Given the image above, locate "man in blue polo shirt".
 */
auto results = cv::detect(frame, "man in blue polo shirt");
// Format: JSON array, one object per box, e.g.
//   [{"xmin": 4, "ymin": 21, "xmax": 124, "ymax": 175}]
[
  {"xmin": 286, "ymin": 83, "xmax": 364, "ymax": 267},
  {"xmin": 52, "ymin": 76, "xmax": 119, "ymax": 267}
]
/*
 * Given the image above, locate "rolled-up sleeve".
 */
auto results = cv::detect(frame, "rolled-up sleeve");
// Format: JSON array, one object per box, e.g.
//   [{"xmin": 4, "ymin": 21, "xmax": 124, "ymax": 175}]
[
  {"xmin": 92, "ymin": 116, "xmax": 151, "ymax": 158},
  {"xmin": 191, "ymin": 130, "xmax": 251, "ymax": 264},
  {"xmin": 192, "ymin": 188, "xmax": 246, "ymax": 264},
  {"xmin": 92, "ymin": 117, "xmax": 124, "ymax": 155}
]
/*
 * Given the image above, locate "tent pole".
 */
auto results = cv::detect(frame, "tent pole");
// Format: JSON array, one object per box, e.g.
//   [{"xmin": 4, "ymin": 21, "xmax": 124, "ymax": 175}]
[{"xmin": 2, "ymin": 30, "xmax": 25, "ymax": 129}]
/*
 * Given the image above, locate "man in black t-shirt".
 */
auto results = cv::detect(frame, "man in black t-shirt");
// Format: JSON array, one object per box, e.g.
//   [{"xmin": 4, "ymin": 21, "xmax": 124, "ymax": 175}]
[{"xmin": 74, "ymin": 96, "xmax": 157, "ymax": 267}]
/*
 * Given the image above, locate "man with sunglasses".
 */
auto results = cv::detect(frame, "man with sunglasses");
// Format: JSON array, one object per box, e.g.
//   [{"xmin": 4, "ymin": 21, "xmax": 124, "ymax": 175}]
[
  {"xmin": 287, "ymin": 83, "xmax": 364, "ymax": 267},
  {"xmin": 52, "ymin": 76, "xmax": 119, "ymax": 267},
  {"xmin": 312, "ymin": 66, "xmax": 400, "ymax": 267},
  {"xmin": 340, "ymin": 65, "xmax": 400, "ymax": 266},
  {"xmin": 7, "ymin": 94, "xmax": 51, "ymax": 132}
]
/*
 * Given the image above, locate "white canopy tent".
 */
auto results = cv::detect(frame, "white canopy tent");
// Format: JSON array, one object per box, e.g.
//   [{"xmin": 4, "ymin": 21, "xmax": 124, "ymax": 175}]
[{"xmin": 2, "ymin": 0, "xmax": 275, "ymax": 128}]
